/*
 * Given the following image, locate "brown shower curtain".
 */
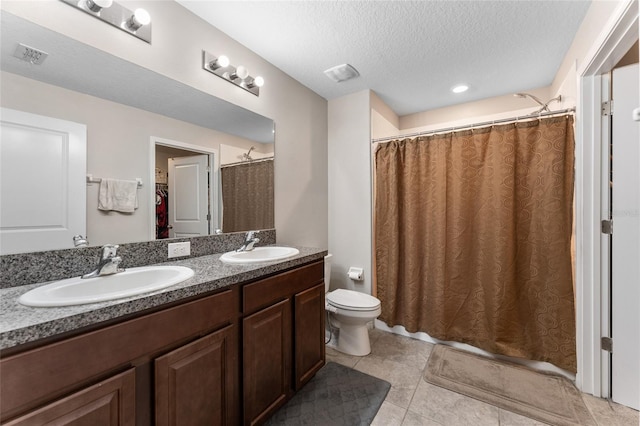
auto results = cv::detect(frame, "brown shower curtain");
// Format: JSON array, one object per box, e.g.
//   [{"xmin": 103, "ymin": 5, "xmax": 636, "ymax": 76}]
[
  {"xmin": 374, "ymin": 116, "xmax": 576, "ymax": 372},
  {"xmin": 221, "ymin": 159, "xmax": 274, "ymax": 233}
]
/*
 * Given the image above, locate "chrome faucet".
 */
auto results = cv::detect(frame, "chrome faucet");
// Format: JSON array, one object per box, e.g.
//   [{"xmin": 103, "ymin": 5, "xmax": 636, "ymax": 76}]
[
  {"xmin": 82, "ymin": 244, "xmax": 124, "ymax": 279},
  {"xmin": 237, "ymin": 231, "xmax": 260, "ymax": 252}
]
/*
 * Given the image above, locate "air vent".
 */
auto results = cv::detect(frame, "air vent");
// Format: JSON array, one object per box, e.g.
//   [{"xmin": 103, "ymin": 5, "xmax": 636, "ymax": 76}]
[
  {"xmin": 324, "ymin": 64, "xmax": 360, "ymax": 83},
  {"xmin": 13, "ymin": 43, "xmax": 48, "ymax": 65}
]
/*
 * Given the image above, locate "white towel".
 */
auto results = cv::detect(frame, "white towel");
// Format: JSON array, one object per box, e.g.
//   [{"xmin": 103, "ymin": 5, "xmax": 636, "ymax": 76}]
[{"xmin": 98, "ymin": 178, "xmax": 139, "ymax": 213}]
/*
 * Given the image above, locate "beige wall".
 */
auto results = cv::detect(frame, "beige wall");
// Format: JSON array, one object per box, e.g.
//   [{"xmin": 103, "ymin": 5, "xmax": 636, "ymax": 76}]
[
  {"xmin": 328, "ymin": 90, "xmax": 372, "ymax": 293},
  {"xmin": 1, "ymin": 0, "xmax": 328, "ymax": 248}
]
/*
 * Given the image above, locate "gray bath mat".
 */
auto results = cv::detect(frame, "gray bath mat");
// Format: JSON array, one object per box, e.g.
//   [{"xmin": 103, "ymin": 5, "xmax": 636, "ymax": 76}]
[
  {"xmin": 424, "ymin": 345, "xmax": 595, "ymax": 426},
  {"xmin": 266, "ymin": 362, "xmax": 391, "ymax": 425}
]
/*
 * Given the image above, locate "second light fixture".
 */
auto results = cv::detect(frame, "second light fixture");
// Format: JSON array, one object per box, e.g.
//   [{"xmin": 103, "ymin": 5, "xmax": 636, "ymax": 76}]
[{"xmin": 202, "ymin": 51, "xmax": 264, "ymax": 96}]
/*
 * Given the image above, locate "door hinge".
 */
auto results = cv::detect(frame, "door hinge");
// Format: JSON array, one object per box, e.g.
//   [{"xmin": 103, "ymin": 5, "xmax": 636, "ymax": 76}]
[
  {"xmin": 206, "ymin": 213, "xmax": 211, "ymax": 221},
  {"xmin": 601, "ymin": 100, "xmax": 614, "ymax": 116},
  {"xmin": 601, "ymin": 336, "xmax": 613, "ymax": 352},
  {"xmin": 601, "ymin": 219, "xmax": 613, "ymax": 234}
]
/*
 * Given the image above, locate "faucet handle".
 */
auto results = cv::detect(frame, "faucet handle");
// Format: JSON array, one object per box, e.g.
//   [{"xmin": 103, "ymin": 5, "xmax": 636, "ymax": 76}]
[
  {"xmin": 246, "ymin": 230, "xmax": 260, "ymax": 239},
  {"xmin": 101, "ymin": 244, "xmax": 119, "ymax": 259}
]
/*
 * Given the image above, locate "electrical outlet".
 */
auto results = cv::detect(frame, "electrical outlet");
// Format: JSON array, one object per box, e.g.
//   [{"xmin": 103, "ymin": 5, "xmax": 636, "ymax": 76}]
[{"xmin": 168, "ymin": 242, "xmax": 190, "ymax": 258}]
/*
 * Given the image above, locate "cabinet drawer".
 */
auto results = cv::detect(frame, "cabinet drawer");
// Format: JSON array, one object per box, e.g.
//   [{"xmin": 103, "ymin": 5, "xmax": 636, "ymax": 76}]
[
  {"xmin": 1, "ymin": 289, "xmax": 237, "ymax": 421},
  {"xmin": 242, "ymin": 261, "xmax": 323, "ymax": 314}
]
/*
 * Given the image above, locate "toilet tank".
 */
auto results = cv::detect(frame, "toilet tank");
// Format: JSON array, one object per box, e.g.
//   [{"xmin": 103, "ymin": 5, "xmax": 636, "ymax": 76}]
[{"xmin": 324, "ymin": 254, "xmax": 332, "ymax": 293}]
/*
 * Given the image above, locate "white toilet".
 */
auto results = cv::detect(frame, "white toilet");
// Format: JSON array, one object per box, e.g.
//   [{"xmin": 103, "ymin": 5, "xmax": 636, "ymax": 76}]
[{"xmin": 324, "ymin": 254, "xmax": 382, "ymax": 356}]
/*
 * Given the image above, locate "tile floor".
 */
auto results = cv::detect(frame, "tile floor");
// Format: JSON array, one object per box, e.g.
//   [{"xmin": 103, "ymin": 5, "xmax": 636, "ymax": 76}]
[{"xmin": 325, "ymin": 328, "xmax": 640, "ymax": 426}]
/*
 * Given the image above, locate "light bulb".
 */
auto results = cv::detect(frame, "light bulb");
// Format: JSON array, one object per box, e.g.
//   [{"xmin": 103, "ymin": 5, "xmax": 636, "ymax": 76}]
[
  {"xmin": 217, "ymin": 55, "xmax": 230, "ymax": 68},
  {"xmin": 134, "ymin": 8, "xmax": 151, "ymax": 26},
  {"xmin": 248, "ymin": 76, "xmax": 265, "ymax": 88},
  {"xmin": 210, "ymin": 55, "xmax": 229, "ymax": 70},
  {"xmin": 230, "ymin": 65, "xmax": 249, "ymax": 81},
  {"xmin": 235, "ymin": 65, "xmax": 249, "ymax": 80},
  {"xmin": 85, "ymin": 0, "xmax": 112, "ymax": 12},
  {"xmin": 126, "ymin": 8, "xmax": 151, "ymax": 31}
]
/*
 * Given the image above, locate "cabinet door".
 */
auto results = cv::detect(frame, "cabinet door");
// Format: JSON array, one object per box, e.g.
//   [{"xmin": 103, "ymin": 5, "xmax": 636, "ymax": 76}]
[
  {"xmin": 155, "ymin": 325, "xmax": 237, "ymax": 426},
  {"xmin": 4, "ymin": 369, "xmax": 135, "ymax": 426},
  {"xmin": 243, "ymin": 299, "xmax": 291, "ymax": 426},
  {"xmin": 294, "ymin": 283, "xmax": 325, "ymax": 389}
]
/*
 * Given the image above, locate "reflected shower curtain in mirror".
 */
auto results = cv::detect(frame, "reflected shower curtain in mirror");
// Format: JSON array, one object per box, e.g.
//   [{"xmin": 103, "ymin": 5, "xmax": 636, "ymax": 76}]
[
  {"xmin": 221, "ymin": 159, "xmax": 274, "ymax": 233},
  {"xmin": 374, "ymin": 116, "xmax": 576, "ymax": 372}
]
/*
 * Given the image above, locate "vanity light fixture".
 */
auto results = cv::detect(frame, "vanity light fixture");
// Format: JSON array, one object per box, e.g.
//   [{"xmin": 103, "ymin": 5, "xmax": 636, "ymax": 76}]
[
  {"xmin": 202, "ymin": 50, "xmax": 264, "ymax": 97},
  {"xmin": 61, "ymin": 0, "xmax": 152, "ymax": 43}
]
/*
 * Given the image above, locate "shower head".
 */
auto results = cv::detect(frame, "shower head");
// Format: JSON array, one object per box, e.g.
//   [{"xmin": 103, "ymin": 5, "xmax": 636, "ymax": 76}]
[
  {"xmin": 514, "ymin": 93, "xmax": 563, "ymax": 114},
  {"xmin": 242, "ymin": 146, "xmax": 255, "ymax": 161},
  {"xmin": 514, "ymin": 92, "xmax": 545, "ymax": 106}
]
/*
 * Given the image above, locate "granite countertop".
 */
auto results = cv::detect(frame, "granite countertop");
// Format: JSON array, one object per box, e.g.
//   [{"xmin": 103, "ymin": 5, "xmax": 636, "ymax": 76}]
[{"xmin": 0, "ymin": 246, "xmax": 327, "ymax": 351}]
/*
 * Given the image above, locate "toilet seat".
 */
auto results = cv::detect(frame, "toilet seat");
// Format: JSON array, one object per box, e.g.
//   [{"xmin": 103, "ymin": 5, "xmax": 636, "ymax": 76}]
[{"xmin": 326, "ymin": 289, "xmax": 380, "ymax": 312}]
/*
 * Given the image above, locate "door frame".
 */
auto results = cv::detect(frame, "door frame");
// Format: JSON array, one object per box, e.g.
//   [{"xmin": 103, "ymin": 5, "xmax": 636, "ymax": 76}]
[
  {"xmin": 575, "ymin": 0, "xmax": 638, "ymax": 396},
  {"xmin": 148, "ymin": 137, "xmax": 219, "ymax": 241}
]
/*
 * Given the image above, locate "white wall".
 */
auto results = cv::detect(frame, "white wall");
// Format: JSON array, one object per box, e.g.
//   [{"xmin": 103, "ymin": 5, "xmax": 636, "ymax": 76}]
[
  {"xmin": 1, "ymin": 0, "xmax": 328, "ymax": 249},
  {"xmin": 328, "ymin": 90, "xmax": 372, "ymax": 293}
]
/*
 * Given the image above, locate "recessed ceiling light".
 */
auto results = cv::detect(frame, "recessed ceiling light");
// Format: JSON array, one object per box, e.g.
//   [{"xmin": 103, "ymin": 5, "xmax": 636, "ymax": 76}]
[
  {"xmin": 452, "ymin": 84, "xmax": 469, "ymax": 94},
  {"xmin": 324, "ymin": 64, "xmax": 360, "ymax": 83}
]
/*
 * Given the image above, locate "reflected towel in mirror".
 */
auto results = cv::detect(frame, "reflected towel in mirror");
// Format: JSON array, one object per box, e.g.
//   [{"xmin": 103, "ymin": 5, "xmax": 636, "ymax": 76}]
[{"xmin": 98, "ymin": 178, "xmax": 139, "ymax": 213}]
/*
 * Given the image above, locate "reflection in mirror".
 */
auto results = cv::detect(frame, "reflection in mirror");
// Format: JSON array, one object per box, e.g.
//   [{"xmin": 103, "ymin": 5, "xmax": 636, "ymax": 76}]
[
  {"xmin": 0, "ymin": 12, "xmax": 275, "ymax": 254},
  {"xmin": 219, "ymin": 146, "xmax": 274, "ymax": 233}
]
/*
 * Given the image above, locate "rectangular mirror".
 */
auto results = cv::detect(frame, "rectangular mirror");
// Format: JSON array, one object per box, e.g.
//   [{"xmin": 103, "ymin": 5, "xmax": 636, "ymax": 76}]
[{"xmin": 0, "ymin": 12, "xmax": 275, "ymax": 254}]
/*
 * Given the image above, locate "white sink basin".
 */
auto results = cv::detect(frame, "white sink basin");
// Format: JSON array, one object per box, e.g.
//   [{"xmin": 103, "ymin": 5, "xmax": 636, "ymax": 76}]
[
  {"xmin": 220, "ymin": 246, "xmax": 299, "ymax": 264},
  {"xmin": 18, "ymin": 265, "xmax": 194, "ymax": 307}
]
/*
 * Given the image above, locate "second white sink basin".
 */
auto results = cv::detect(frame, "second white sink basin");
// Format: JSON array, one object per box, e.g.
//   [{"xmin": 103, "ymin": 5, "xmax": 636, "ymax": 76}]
[
  {"xmin": 18, "ymin": 265, "xmax": 194, "ymax": 307},
  {"xmin": 220, "ymin": 246, "xmax": 299, "ymax": 264}
]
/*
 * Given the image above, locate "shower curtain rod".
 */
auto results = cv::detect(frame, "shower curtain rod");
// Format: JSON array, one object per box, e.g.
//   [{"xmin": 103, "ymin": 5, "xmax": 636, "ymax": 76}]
[
  {"xmin": 371, "ymin": 107, "xmax": 576, "ymax": 144},
  {"xmin": 220, "ymin": 156, "xmax": 274, "ymax": 168}
]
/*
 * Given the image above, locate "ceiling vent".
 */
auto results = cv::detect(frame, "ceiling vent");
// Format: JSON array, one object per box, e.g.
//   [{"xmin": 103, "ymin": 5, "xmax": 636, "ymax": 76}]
[
  {"xmin": 324, "ymin": 64, "xmax": 360, "ymax": 83},
  {"xmin": 13, "ymin": 43, "xmax": 48, "ymax": 65}
]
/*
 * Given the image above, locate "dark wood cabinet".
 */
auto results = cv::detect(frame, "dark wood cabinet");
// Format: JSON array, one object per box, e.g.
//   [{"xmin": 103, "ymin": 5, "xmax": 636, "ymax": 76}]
[
  {"xmin": 4, "ymin": 369, "xmax": 136, "ymax": 426},
  {"xmin": 294, "ymin": 283, "xmax": 325, "ymax": 390},
  {"xmin": 241, "ymin": 261, "xmax": 324, "ymax": 425},
  {"xmin": 0, "ymin": 290, "xmax": 237, "ymax": 425},
  {"xmin": 1, "ymin": 259, "xmax": 325, "ymax": 426},
  {"xmin": 243, "ymin": 300, "xmax": 292, "ymax": 426},
  {"xmin": 155, "ymin": 325, "xmax": 238, "ymax": 426}
]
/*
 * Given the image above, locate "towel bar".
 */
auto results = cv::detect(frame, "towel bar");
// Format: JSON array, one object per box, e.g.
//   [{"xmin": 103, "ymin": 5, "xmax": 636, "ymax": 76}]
[{"xmin": 86, "ymin": 174, "xmax": 143, "ymax": 187}]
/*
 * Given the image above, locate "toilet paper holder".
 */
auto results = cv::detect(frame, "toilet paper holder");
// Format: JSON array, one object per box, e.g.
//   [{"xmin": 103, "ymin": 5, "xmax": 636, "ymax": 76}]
[{"xmin": 347, "ymin": 267, "xmax": 364, "ymax": 281}]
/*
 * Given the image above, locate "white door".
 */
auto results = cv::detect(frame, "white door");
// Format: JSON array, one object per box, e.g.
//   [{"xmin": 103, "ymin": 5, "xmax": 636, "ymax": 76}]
[
  {"xmin": 611, "ymin": 63, "xmax": 639, "ymax": 410},
  {"xmin": 168, "ymin": 155, "xmax": 209, "ymax": 238},
  {"xmin": 0, "ymin": 108, "xmax": 86, "ymax": 254}
]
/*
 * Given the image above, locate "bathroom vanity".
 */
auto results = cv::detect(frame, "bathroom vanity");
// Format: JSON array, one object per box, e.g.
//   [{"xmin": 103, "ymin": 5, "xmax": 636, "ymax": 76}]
[{"xmin": 0, "ymin": 247, "xmax": 326, "ymax": 425}]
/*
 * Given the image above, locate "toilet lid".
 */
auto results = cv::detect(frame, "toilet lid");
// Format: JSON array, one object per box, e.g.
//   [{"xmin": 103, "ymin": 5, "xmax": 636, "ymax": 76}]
[{"xmin": 327, "ymin": 289, "xmax": 381, "ymax": 311}]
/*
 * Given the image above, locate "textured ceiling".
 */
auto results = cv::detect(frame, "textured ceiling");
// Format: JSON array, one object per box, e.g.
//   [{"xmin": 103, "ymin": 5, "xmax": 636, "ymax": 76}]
[{"xmin": 177, "ymin": 0, "xmax": 591, "ymax": 116}]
